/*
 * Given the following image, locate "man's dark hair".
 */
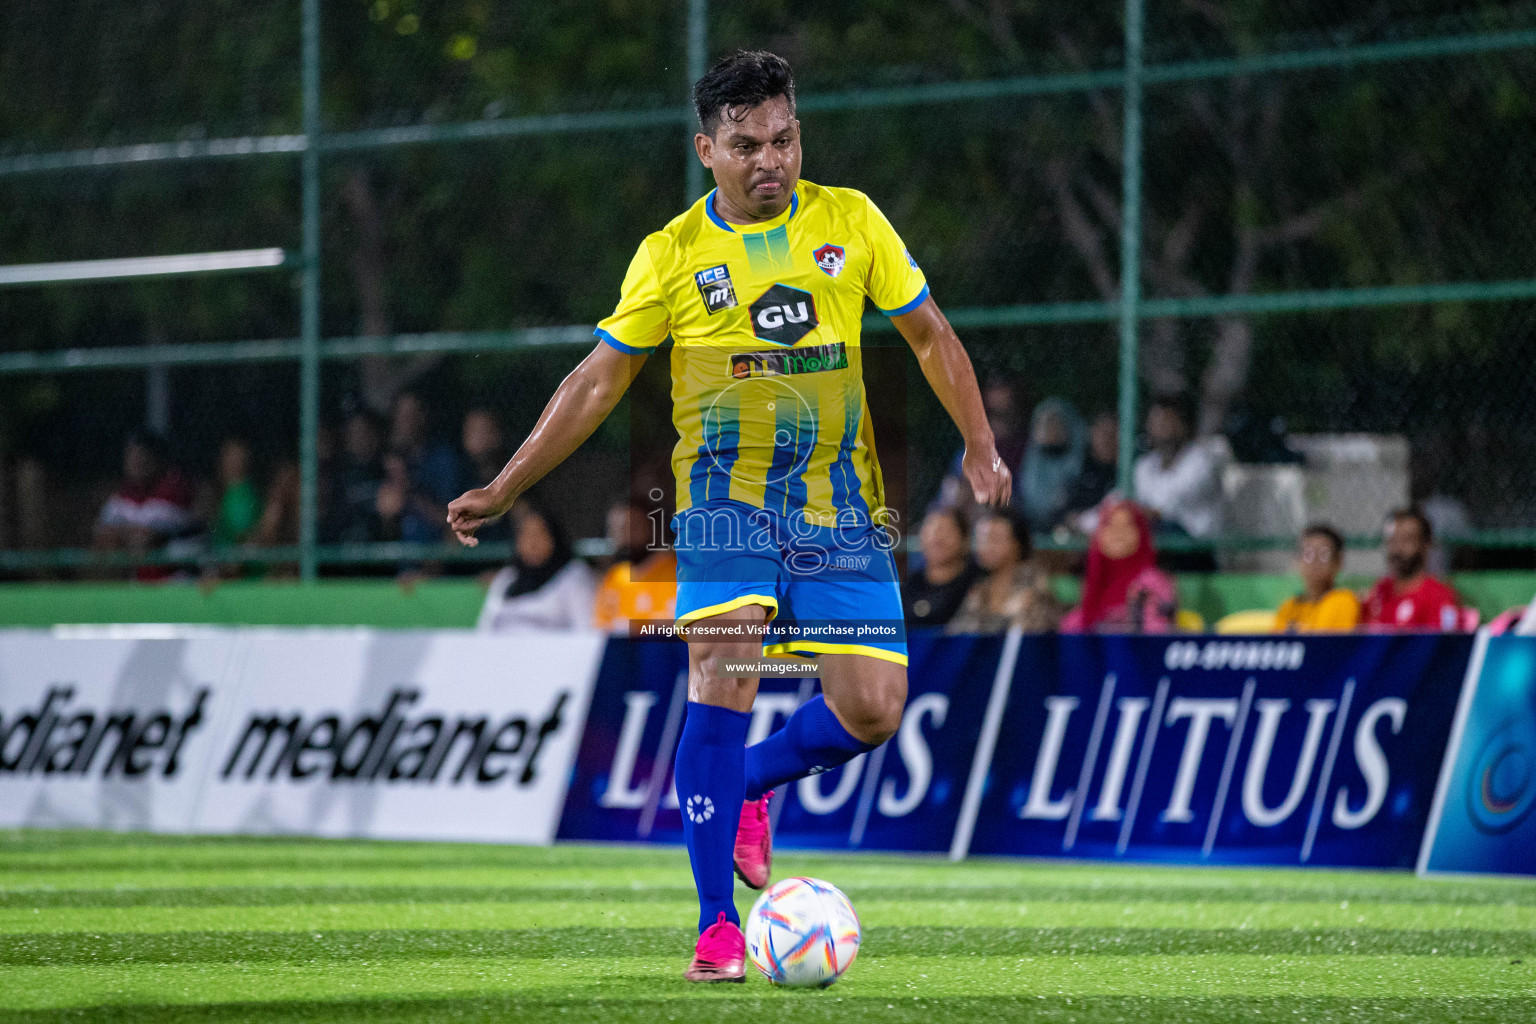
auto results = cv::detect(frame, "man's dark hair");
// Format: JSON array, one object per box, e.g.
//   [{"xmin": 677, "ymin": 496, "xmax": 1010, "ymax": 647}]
[
  {"xmin": 1390, "ymin": 506, "xmax": 1434, "ymax": 543},
  {"xmin": 693, "ymin": 50, "xmax": 795, "ymax": 136},
  {"xmin": 1301, "ymin": 523, "xmax": 1345, "ymax": 559}
]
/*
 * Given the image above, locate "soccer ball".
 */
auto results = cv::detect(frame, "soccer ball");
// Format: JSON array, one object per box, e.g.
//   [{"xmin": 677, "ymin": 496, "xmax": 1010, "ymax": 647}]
[{"xmin": 744, "ymin": 876, "xmax": 861, "ymax": 988}]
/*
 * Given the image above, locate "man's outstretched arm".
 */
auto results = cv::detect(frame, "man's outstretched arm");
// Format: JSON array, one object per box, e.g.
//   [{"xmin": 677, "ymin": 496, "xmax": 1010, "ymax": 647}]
[
  {"xmin": 447, "ymin": 341, "xmax": 649, "ymax": 545},
  {"xmin": 891, "ymin": 296, "xmax": 1012, "ymax": 507}
]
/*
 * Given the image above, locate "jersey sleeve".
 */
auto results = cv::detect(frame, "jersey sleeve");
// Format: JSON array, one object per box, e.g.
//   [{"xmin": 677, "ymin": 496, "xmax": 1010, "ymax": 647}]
[
  {"xmin": 594, "ymin": 239, "xmax": 671, "ymax": 354},
  {"xmin": 861, "ymin": 195, "xmax": 930, "ymax": 317}
]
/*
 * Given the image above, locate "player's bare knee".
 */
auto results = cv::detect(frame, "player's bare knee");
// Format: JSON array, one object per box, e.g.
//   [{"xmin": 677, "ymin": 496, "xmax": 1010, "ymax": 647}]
[
  {"xmin": 837, "ymin": 688, "xmax": 904, "ymax": 746},
  {"xmin": 688, "ymin": 641, "xmax": 762, "ymax": 706},
  {"xmin": 864, "ymin": 699, "xmax": 904, "ymax": 747}
]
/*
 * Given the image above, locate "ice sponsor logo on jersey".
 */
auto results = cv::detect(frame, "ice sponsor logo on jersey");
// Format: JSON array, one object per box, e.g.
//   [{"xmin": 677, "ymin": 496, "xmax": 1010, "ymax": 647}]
[
  {"xmin": 904, "ymin": 248, "xmax": 919, "ymax": 270},
  {"xmin": 694, "ymin": 264, "xmax": 738, "ymax": 314},
  {"xmin": 730, "ymin": 341, "xmax": 848, "ymax": 380},
  {"xmin": 813, "ymin": 244, "xmax": 845, "ymax": 278},
  {"xmin": 749, "ymin": 284, "xmax": 818, "ymax": 346}
]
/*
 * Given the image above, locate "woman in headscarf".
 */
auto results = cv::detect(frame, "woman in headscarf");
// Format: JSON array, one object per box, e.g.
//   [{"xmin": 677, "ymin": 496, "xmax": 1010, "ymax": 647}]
[
  {"xmin": 477, "ymin": 498, "xmax": 597, "ymax": 630},
  {"xmin": 1061, "ymin": 499, "xmax": 1178, "ymax": 633},
  {"xmin": 1016, "ymin": 397, "xmax": 1085, "ymax": 533}
]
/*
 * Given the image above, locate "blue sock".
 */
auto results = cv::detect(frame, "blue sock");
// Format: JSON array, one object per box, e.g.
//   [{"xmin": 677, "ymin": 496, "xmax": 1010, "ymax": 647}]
[
  {"xmin": 674, "ymin": 701, "xmax": 751, "ymax": 933},
  {"xmin": 744, "ymin": 695, "xmax": 878, "ymax": 802}
]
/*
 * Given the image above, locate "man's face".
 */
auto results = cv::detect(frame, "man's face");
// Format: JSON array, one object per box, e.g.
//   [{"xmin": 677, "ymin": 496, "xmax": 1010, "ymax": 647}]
[
  {"xmin": 461, "ymin": 411, "xmax": 502, "ymax": 461},
  {"xmin": 390, "ymin": 394, "xmax": 426, "ymax": 449},
  {"xmin": 695, "ymin": 95, "xmax": 801, "ymax": 222},
  {"xmin": 1089, "ymin": 414, "xmax": 1118, "ymax": 464},
  {"xmin": 218, "ymin": 440, "xmax": 250, "ymax": 486},
  {"xmin": 344, "ymin": 414, "xmax": 381, "ymax": 462},
  {"xmin": 123, "ymin": 441, "xmax": 156, "ymax": 485},
  {"xmin": 1146, "ymin": 406, "xmax": 1185, "ymax": 449},
  {"xmin": 983, "ymin": 384, "xmax": 1016, "ymax": 426},
  {"xmin": 1297, "ymin": 534, "xmax": 1341, "ymax": 593},
  {"xmin": 1385, "ymin": 516, "xmax": 1428, "ymax": 579}
]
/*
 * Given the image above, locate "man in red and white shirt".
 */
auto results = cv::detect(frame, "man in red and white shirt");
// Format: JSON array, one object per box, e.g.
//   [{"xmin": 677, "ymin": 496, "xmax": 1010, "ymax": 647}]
[
  {"xmin": 94, "ymin": 434, "xmax": 196, "ymax": 580},
  {"xmin": 1361, "ymin": 507, "xmax": 1462, "ymax": 631}
]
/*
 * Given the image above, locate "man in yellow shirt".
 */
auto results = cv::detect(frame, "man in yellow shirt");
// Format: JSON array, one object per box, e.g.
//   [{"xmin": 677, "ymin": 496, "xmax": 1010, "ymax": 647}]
[
  {"xmin": 1275, "ymin": 524, "xmax": 1361, "ymax": 632},
  {"xmin": 446, "ymin": 50, "xmax": 1010, "ymax": 982}
]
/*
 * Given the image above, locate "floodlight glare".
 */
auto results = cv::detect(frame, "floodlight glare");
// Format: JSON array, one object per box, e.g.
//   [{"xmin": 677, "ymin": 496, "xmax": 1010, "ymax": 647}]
[{"xmin": 0, "ymin": 248, "xmax": 286, "ymax": 286}]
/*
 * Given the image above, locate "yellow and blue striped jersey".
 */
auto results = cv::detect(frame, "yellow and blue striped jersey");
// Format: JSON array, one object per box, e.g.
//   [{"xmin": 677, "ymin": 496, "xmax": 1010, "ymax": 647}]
[{"xmin": 595, "ymin": 180, "xmax": 928, "ymax": 523}]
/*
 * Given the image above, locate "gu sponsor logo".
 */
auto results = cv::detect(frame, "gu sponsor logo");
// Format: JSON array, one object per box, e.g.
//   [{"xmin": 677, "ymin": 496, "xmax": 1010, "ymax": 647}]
[
  {"xmin": 749, "ymin": 284, "xmax": 818, "ymax": 346},
  {"xmin": 730, "ymin": 341, "xmax": 848, "ymax": 379},
  {"xmin": 694, "ymin": 264, "xmax": 737, "ymax": 314}
]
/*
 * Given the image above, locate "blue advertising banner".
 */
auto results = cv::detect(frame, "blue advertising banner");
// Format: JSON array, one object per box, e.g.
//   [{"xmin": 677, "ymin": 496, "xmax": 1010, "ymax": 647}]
[
  {"xmin": 556, "ymin": 634, "xmax": 1004, "ymax": 852},
  {"xmin": 556, "ymin": 639, "xmax": 824, "ymax": 846},
  {"xmin": 965, "ymin": 634, "xmax": 1470, "ymax": 867},
  {"xmin": 1420, "ymin": 634, "xmax": 1536, "ymax": 876},
  {"xmin": 771, "ymin": 631, "xmax": 1006, "ymax": 853}
]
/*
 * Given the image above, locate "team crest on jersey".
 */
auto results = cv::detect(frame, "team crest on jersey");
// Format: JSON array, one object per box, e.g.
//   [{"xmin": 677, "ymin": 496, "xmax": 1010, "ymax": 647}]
[
  {"xmin": 813, "ymin": 244, "xmax": 845, "ymax": 278},
  {"xmin": 693, "ymin": 264, "xmax": 737, "ymax": 314}
]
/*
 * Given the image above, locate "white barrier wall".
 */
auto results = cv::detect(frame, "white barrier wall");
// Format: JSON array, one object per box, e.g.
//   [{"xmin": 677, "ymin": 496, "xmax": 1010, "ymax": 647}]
[{"xmin": 0, "ymin": 628, "xmax": 605, "ymax": 844}]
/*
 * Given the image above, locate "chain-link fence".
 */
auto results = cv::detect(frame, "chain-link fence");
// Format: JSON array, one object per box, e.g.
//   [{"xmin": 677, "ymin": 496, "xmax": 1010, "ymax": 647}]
[{"xmin": 1, "ymin": 0, "xmax": 1533, "ymax": 579}]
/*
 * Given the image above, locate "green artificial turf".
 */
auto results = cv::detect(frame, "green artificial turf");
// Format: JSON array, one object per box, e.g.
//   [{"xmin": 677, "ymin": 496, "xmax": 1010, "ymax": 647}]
[{"xmin": 2, "ymin": 830, "xmax": 1534, "ymax": 1022}]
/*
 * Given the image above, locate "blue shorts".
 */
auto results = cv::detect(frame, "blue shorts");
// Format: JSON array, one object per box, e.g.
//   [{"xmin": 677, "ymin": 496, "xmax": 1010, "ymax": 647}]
[{"xmin": 672, "ymin": 500, "xmax": 908, "ymax": 666}]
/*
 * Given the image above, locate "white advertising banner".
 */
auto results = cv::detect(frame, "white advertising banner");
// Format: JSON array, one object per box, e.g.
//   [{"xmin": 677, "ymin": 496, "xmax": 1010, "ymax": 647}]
[
  {"xmin": 0, "ymin": 629, "xmax": 242, "ymax": 833},
  {"xmin": 0, "ymin": 628, "xmax": 605, "ymax": 845}
]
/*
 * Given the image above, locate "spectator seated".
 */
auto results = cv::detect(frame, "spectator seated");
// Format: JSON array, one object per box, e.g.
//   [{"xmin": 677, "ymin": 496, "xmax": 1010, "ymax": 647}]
[
  {"xmin": 93, "ymin": 433, "xmax": 196, "ymax": 581},
  {"xmin": 1361, "ymin": 508, "xmax": 1463, "ymax": 632},
  {"xmin": 592, "ymin": 500, "xmax": 677, "ymax": 633},
  {"xmin": 1274, "ymin": 524, "xmax": 1361, "ymax": 633},
  {"xmin": 1062, "ymin": 499, "xmax": 1178, "ymax": 634},
  {"xmin": 1015, "ymin": 397, "xmax": 1084, "ymax": 533},
  {"xmin": 903, "ymin": 507, "xmax": 983, "ymax": 628},
  {"xmin": 946, "ymin": 509, "xmax": 1060, "ymax": 634},
  {"xmin": 478, "ymin": 499, "xmax": 597, "ymax": 631}
]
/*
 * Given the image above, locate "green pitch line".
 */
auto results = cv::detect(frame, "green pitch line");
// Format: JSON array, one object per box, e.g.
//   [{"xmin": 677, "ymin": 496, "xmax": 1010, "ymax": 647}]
[
  {"xmin": 1, "ymin": 830, "xmax": 1533, "ymax": 1023},
  {"xmin": 5, "ymin": 897, "xmax": 1535, "ymax": 936}
]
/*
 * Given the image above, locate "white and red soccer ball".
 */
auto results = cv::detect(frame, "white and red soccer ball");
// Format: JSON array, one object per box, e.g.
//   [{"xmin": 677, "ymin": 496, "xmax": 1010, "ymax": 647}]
[{"xmin": 744, "ymin": 876, "xmax": 861, "ymax": 988}]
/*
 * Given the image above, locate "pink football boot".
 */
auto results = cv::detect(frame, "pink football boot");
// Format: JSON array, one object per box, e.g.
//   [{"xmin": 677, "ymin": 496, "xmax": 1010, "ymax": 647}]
[
  {"xmin": 733, "ymin": 791, "xmax": 774, "ymax": 890},
  {"xmin": 683, "ymin": 912, "xmax": 746, "ymax": 983}
]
